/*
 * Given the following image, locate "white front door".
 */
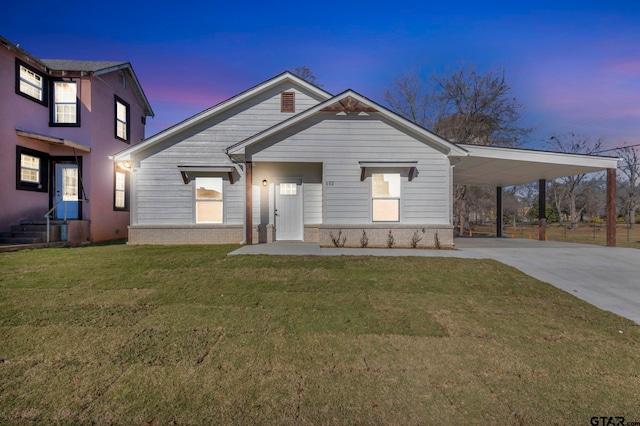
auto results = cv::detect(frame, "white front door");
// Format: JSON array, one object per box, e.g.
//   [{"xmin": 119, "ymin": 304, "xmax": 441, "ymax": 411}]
[
  {"xmin": 275, "ymin": 180, "xmax": 303, "ymax": 241},
  {"xmin": 55, "ymin": 163, "xmax": 79, "ymax": 219}
]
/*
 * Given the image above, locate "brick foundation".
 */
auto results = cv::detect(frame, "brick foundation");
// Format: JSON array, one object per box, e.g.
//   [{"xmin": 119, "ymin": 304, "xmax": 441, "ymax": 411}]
[
  {"xmin": 128, "ymin": 225, "xmax": 243, "ymax": 245},
  {"xmin": 319, "ymin": 225, "xmax": 453, "ymax": 248}
]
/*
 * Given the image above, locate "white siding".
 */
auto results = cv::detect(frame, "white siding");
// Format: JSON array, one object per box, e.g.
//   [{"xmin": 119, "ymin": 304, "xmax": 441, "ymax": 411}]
[
  {"xmin": 250, "ymin": 114, "xmax": 451, "ymax": 225},
  {"xmin": 304, "ymin": 183, "xmax": 323, "ymax": 224},
  {"xmin": 133, "ymin": 83, "xmax": 324, "ymax": 225}
]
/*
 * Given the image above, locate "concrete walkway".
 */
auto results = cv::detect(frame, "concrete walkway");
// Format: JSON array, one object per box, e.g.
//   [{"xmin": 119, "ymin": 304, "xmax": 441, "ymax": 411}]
[{"xmin": 230, "ymin": 238, "xmax": 640, "ymax": 325}]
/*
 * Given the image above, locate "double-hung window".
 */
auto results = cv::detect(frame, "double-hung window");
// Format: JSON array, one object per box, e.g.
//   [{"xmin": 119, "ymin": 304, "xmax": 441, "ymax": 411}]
[
  {"xmin": 114, "ymin": 166, "xmax": 130, "ymax": 211},
  {"xmin": 16, "ymin": 146, "xmax": 49, "ymax": 192},
  {"xmin": 372, "ymin": 173, "xmax": 401, "ymax": 222},
  {"xmin": 115, "ymin": 96, "xmax": 130, "ymax": 142},
  {"xmin": 195, "ymin": 177, "xmax": 223, "ymax": 223},
  {"xmin": 51, "ymin": 81, "xmax": 79, "ymax": 125},
  {"xmin": 16, "ymin": 60, "xmax": 47, "ymax": 105}
]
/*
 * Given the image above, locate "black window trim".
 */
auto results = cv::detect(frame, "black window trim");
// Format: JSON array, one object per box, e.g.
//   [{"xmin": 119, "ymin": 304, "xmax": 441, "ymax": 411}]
[
  {"xmin": 15, "ymin": 59, "xmax": 48, "ymax": 106},
  {"xmin": 114, "ymin": 95, "xmax": 130, "ymax": 143},
  {"xmin": 49, "ymin": 79, "xmax": 81, "ymax": 127},
  {"xmin": 16, "ymin": 146, "xmax": 49, "ymax": 192},
  {"xmin": 113, "ymin": 165, "xmax": 130, "ymax": 211}
]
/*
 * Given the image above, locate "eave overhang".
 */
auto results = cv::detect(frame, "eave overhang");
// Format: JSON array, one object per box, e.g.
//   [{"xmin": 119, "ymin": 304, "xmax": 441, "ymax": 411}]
[{"xmin": 16, "ymin": 127, "xmax": 91, "ymax": 152}]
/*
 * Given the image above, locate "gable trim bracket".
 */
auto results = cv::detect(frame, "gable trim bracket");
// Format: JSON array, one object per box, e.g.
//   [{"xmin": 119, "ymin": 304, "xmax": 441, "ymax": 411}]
[
  {"xmin": 320, "ymin": 95, "xmax": 378, "ymax": 113},
  {"xmin": 359, "ymin": 161, "xmax": 418, "ymax": 181}
]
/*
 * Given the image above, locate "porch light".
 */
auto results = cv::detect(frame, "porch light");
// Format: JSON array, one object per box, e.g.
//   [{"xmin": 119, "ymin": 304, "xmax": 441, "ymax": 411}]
[{"xmin": 262, "ymin": 179, "xmax": 267, "ymax": 186}]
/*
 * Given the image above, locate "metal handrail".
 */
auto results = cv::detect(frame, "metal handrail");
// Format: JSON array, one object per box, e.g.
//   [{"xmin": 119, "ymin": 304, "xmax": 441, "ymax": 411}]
[{"xmin": 44, "ymin": 199, "xmax": 89, "ymax": 243}]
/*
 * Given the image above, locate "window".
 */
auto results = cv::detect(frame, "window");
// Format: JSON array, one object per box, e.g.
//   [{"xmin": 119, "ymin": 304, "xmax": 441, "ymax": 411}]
[
  {"xmin": 114, "ymin": 166, "xmax": 130, "ymax": 211},
  {"xmin": 115, "ymin": 96, "xmax": 130, "ymax": 141},
  {"xmin": 195, "ymin": 177, "xmax": 223, "ymax": 223},
  {"xmin": 279, "ymin": 183, "xmax": 297, "ymax": 195},
  {"xmin": 51, "ymin": 81, "xmax": 79, "ymax": 125},
  {"xmin": 281, "ymin": 91, "xmax": 295, "ymax": 113},
  {"xmin": 372, "ymin": 173, "xmax": 400, "ymax": 222},
  {"xmin": 15, "ymin": 60, "xmax": 47, "ymax": 105},
  {"xmin": 16, "ymin": 146, "xmax": 49, "ymax": 192},
  {"xmin": 21, "ymin": 154, "xmax": 40, "ymax": 183}
]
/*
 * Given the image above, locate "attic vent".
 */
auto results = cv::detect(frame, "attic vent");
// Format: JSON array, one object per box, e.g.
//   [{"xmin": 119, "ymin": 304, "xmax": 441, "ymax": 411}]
[
  {"xmin": 281, "ymin": 91, "xmax": 295, "ymax": 113},
  {"xmin": 118, "ymin": 70, "xmax": 126, "ymax": 88}
]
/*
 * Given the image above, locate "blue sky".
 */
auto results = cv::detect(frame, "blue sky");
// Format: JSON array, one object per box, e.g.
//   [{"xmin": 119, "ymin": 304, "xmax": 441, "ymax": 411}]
[{"xmin": 3, "ymin": 1, "xmax": 638, "ymax": 149}]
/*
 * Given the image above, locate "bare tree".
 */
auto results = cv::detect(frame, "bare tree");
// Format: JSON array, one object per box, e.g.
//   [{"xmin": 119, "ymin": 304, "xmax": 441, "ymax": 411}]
[
  {"xmin": 385, "ymin": 64, "xmax": 530, "ymax": 147},
  {"xmin": 546, "ymin": 133, "xmax": 603, "ymax": 230},
  {"xmin": 432, "ymin": 66, "xmax": 531, "ymax": 147},
  {"xmin": 385, "ymin": 64, "xmax": 531, "ymax": 235},
  {"xmin": 616, "ymin": 144, "xmax": 640, "ymax": 228},
  {"xmin": 293, "ymin": 66, "xmax": 322, "ymax": 88},
  {"xmin": 384, "ymin": 69, "xmax": 434, "ymax": 128}
]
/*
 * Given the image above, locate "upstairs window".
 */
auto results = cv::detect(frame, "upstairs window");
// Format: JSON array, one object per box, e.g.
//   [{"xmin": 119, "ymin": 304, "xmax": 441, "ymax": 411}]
[
  {"xmin": 195, "ymin": 177, "xmax": 223, "ymax": 223},
  {"xmin": 115, "ymin": 96, "xmax": 130, "ymax": 142},
  {"xmin": 16, "ymin": 60, "xmax": 47, "ymax": 105},
  {"xmin": 51, "ymin": 81, "xmax": 79, "ymax": 126},
  {"xmin": 372, "ymin": 173, "xmax": 401, "ymax": 222},
  {"xmin": 281, "ymin": 91, "xmax": 295, "ymax": 113}
]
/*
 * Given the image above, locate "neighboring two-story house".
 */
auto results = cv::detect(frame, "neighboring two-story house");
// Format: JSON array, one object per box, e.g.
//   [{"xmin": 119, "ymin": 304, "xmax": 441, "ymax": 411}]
[{"xmin": 0, "ymin": 35, "xmax": 153, "ymax": 244}]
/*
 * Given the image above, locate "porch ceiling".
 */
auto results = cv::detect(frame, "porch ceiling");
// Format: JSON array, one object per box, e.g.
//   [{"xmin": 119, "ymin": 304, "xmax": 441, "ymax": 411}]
[{"xmin": 452, "ymin": 144, "xmax": 620, "ymax": 187}]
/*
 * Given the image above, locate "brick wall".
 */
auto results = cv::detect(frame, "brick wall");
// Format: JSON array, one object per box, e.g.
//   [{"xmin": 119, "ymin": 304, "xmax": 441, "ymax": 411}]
[
  {"xmin": 128, "ymin": 225, "xmax": 243, "ymax": 245},
  {"xmin": 319, "ymin": 225, "xmax": 453, "ymax": 248}
]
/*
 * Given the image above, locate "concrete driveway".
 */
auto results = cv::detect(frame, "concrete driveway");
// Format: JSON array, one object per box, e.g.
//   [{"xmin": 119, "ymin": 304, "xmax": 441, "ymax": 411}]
[{"xmin": 230, "ymin": 238, "xmax": 640, "ymax": 325}]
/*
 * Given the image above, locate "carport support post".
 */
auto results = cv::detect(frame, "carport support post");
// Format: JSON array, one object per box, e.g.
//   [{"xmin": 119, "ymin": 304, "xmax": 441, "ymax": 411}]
[
  {"xmin": 496, "ymin": 186, "xmax": 503, "ymax": 238},
  {"xmin": 539, "ymin": 179, "xmax": 546, "ymax": 241},
  {"xmin": 606, "ymin": 168, "xmax": 616, "ymax": 247},
  {"xmin": 245, "ymin": 161, "xmax": 253, "ymax": 245}
]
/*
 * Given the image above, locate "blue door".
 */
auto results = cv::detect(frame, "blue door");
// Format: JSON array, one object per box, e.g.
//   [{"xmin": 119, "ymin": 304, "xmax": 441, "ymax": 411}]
[{"xmin": 55, "ymin": 163, "xmax": 79, "ymax": 219}]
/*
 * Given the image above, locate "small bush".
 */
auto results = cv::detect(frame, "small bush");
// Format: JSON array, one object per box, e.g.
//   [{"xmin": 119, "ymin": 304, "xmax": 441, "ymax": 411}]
[
  {"xmin": 360, "ymin": 230, "xmax": 369, "ymax": 248},
  {"xmin": 434, "ymin": 232, "xmax": 442, "ymax": 249},
  {"xmin": 387, "ymin": 230, "xmax": 395, "ymax": 248},
  {"xmin": 329, "ymin": 230, "xmax": 346, "ymax": 248},
  {"xmin": 410, "ymin": 229, "xmax": 425, "ymax": 248}
]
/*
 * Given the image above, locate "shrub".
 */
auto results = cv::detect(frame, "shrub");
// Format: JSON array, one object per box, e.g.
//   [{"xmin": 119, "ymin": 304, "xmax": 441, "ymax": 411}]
[{"xmin": 329, "ymin": 230, "xmax": 346, "ymax": 248}]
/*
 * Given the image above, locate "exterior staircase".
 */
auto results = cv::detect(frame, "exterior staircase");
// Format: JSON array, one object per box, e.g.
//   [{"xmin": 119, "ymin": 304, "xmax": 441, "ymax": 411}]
[{"xmin": 0, "ymin": 220, "xmax": 64, "ymax": 245}]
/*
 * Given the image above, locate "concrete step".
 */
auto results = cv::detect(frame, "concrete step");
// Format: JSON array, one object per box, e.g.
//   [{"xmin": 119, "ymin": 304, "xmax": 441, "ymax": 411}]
[
  {"xmin": 0, "ymin": 237, "xmax": 43, "ymax": 244},
  {"xmin": 9, "ymin": 224, "xmax": 62, "ymax": 242}
]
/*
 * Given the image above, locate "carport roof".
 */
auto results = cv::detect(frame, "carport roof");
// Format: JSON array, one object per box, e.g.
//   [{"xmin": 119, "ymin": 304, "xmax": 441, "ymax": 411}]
[{"xmin": 452, "ymin": 144, "xmax": 620, "ymax": 187}]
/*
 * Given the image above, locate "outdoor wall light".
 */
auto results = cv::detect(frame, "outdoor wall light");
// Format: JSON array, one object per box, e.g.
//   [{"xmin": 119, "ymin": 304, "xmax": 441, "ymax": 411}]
[{"xmin": 262, "ymin": 179, "xmax": 268, "ymax": 186}]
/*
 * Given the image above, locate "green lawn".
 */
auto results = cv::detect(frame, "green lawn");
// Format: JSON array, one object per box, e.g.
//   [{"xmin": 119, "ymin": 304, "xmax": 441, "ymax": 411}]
[{"xmin": 1, "ymin": 244, "xmax": 638, "ymax": 424}]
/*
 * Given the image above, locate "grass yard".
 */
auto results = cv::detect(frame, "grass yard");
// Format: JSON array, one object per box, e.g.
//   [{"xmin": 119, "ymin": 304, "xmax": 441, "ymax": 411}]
[{"xmin": 1, "ymin": 244, "xmax": 639, "ymax": 424}]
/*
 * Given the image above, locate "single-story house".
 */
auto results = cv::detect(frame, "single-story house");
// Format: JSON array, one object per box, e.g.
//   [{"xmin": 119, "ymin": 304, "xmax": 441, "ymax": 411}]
[{"xmin": 112, "ymin": 72, "xmax": 620, "ymax": 247}]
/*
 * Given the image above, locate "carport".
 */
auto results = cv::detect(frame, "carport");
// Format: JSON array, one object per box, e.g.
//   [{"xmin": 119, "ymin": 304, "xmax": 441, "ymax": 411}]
[{"xmin": 450, "ymin": 144, "xmax": 621, "ymax": 246}]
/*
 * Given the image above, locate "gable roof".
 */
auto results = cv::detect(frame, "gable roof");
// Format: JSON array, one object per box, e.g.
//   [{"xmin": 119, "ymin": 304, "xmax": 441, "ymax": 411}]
[
  {"xmin": 41, "ymin": 59, "xmax": 127, "ymax": 73},
  {"xmin": 226, "ymin": 89, "xmax": 468, "ymax": 157},
  {"xmin": 42, "ymin": 59, "xmax": 154, "ymax": 117},
  {"xmin": 111, "ymin": 71, "xmax": 332, "ymax": 161},
  {"xmin": 0, "ymin": 36, "xmax": 153, "ymax": 117}
]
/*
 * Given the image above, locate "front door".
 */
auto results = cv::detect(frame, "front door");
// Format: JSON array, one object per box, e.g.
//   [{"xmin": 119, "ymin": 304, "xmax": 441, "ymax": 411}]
[
  {"xmin": 54, "ymin": 163, "xmax": 79, "ymax": 219},
  {"xmin": 275, "ymin": 180, "xmax": 303, "ymax": 241}
]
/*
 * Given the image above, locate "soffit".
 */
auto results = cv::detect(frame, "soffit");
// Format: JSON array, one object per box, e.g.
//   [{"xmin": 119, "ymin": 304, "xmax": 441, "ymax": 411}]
[{"xmin": 453, "ymin": 144, "xmax": 620, "ymax": 186}]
